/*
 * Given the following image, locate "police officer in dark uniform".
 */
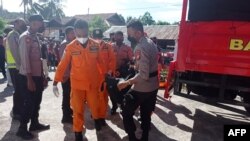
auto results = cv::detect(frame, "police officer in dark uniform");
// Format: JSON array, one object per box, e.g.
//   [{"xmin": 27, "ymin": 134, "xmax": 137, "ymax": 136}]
[
  {"xmin": 16, "ymin": 15, "xmax": 50, "ymax": 140},
  {"xmin": 118, "ymin": 20, "xmax": 159, "ymax": 141}
]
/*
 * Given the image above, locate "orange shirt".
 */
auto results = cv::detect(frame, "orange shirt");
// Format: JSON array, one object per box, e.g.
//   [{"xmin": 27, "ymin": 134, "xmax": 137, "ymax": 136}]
[
  {"xmin": 113, "ymin": 43, "xmax": 133, "ymax": 69},
  {"xmin": 99, "ymin": 40, "xmax": 116, "ymax": 74},
  {"xmin": 54, "ymin": 38, "xmax": 104, "ymax": 90}
]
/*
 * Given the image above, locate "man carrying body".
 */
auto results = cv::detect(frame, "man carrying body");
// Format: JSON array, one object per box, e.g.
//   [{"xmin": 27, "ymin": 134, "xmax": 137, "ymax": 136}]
[
  {"xmin": 111, "ymin": 31, "xmax": 134, "ymax": 115},
  {"xmin": 118, "ymin": 20, "xmax": 159, "ymax": 141}
]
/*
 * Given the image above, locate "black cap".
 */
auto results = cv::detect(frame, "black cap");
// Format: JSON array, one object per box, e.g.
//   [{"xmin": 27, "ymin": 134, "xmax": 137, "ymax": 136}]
[
  {"xmin": 74, "ymin": 19, "xmax": 88, "ymax": 29},
  {"xmin": 93, "ymin": 28, "xmax": 103, "ymax": 38},
  {"xmin": 115, "ymin": 31, "xmax": 123, "ymax": 36},
  {"xmin": 28, "ymin": 14, "xmax": 44, "ymax": 22}
]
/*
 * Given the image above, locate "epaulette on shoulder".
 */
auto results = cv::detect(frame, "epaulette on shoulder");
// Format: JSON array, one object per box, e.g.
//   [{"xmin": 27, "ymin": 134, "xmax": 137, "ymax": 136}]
[{"xmin": 24, "ymin": 35, "xmax": 32, "ymax": 44}]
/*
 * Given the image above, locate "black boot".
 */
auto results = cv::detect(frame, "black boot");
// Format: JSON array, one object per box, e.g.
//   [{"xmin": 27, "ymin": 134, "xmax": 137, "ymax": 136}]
[
  {"xmin": 99, "ymin": 118, "xmax": 107, "ymax": 127},
  {"xmin": 61, "ymin": 116, "xmax": 73, "ymax": 124},
  {"xmin": 94, "ymin": 119, "xmax": 102, "ymax": 131},
  {"xmin": 29, "ymin": 120, "xmax": 50, "ymax": 131},
  {"xmin": 75, "ymin": 132, "xmax": 83, "ymax": 141},
  {"xmin": 128, "ymin": 133, "xmax": 139, "ymax": 141},
  {"xmin": 16, "ymin": 124, "xmax": 34, "ymax": 140}
]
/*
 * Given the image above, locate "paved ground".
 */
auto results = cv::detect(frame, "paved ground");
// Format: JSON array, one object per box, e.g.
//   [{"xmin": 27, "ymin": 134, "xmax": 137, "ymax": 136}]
[{"xmin": 0, "ymin": 72, "xmax": 250, "ymax": 141}]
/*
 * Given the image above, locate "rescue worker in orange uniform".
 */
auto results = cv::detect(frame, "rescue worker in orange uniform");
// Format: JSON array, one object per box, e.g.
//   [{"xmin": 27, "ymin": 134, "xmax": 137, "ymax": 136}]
[
  {"xmin": 112, "ymin": 31, "xmax": 133, "ymax": 114},
  {"xmin": 53, "ymin": 20, "xmax": 105, "ymax": 141},
  {"xmin": 92, "ymin": 28, "xmax": 116, "ymax": 125}
]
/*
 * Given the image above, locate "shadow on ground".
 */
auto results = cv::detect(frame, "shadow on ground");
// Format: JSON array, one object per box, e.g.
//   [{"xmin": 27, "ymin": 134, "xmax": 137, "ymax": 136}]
[
  {"xmin": 0, "ymin": 86, "xmax": 13, "ymax": 103},
  {"xmin": 191, "ymin": 109, "xmax": 250, "ymax": 141}
]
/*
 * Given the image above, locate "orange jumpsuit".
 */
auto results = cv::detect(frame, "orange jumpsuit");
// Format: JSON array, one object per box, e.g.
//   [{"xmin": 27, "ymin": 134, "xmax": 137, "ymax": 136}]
[
  {"xmin": 113, "ymin": 43, "xmax": 133, "ymax": 71},
  {"xmin": 54, "ymin": 38, "xmax": 104, "ymax": 132},
  {"xmin": 97, "ymin": 40, "xmax": 116, "ymax": 119}
]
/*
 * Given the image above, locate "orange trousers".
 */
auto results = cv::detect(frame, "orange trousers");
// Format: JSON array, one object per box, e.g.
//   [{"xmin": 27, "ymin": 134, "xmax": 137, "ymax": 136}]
[
  {"xmin": 97, "ymin": 89, "xmax": 109, "ymax": 118},
  {"xmin": 70, "ymin": 88, "xmax": 99, "ymax": 132}
]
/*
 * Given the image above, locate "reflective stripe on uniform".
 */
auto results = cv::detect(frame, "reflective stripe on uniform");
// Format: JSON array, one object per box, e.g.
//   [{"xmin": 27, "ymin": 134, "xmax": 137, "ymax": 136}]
[
  {"xmin": 7, "ymin": 63, "xmax": 16, "ymax": 67},
  {"xmin": 6, "ymin": 41, "xmax": 16, "ymax": 69}
]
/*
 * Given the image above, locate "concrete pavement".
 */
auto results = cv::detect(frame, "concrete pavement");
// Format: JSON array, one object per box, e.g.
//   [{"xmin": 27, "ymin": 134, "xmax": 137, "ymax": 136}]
[{"xmin": 0, "ymin": 73, "xmax": 250, "ymax": 141}]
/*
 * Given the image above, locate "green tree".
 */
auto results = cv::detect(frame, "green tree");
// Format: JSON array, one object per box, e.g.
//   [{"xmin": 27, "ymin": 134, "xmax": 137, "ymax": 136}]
[
  {"xmin": 156, "ymin": 20, "xmax": 170, "ymax": 25},
  {"xmin": 126, "ymin": 16, "xmax": 137, "ymax": 24},
  {"xmin": 89, "ymin": 16, "xmax": 108, "ymax": 34},
  {"xmin": 29, "ymin": 0, "xmax": 65, "ymax": 20},
  {"xmin": 139, "ymin": 11, "xmax": 155, "ymax": 25},
  {"xmin": 0, "ymin": 17, "xmax": 6, "ymax": 35},
  {"xmin": 20, "ymin": 0, "xmax": 33, "ymax": 19},
  {"xmin": 172, "ymin": 21, "xmax": 180, "ymax": 25}
]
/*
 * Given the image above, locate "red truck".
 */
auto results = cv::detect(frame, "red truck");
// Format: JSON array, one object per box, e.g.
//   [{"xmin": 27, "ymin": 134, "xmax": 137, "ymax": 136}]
[{"xmin": 165, "ymin": 0, "xmax": 250, "ymax": 114}]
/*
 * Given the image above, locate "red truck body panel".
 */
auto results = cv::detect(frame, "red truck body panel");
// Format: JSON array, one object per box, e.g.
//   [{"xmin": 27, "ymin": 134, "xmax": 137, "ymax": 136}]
[{"xmin": 176, "ymin": 0, "xmax": 250, "ymax": 77}]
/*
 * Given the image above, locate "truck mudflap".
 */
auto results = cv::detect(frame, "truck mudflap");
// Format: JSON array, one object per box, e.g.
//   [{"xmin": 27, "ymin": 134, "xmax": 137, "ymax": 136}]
[{"xmin": 164, "ymin": 61, "xmax": 176, "ymax": 99}]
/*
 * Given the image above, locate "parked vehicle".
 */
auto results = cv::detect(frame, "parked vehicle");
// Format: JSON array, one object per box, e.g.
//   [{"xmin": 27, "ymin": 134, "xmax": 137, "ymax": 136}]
[{"xmin": 165, "ymin": 0, "xmax": 250, "ymax": 114}]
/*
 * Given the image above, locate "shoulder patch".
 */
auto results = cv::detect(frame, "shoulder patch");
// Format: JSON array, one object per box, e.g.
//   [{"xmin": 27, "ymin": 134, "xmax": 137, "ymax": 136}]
[
  {"xmin": 89, "ymin": 46, "xmax": 99, "ymax": 52},
  {"xmin": 71, "ymin": 51, "xmax": 81, "ymax": 55}
]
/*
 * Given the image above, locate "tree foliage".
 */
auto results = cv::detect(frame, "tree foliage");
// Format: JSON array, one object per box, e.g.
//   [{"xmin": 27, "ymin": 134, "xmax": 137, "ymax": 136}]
[
  {"xmin": 172, "ymin": 21, "xmax": 180, "ymax": 25},
  {"xmin": 156, "ymin": 20, "xmax": 171, "ymax": 25},
  {"xmin": 139, "ymin": 11, "xmax": 156, "ymax": 25},
  {"xmin": 0, "ymin": 10, "xmax": 23, "ymax": 20},
  {"xmin": 0, "ymin": 17, "xmax": 6, "ymax": 35},
  {"xmin": 20, "ymin": 0, "xmax": 33, "ymax": 19},
  {"xmin": 29, "ymin": 0, "xmax": 65, "ymax": 20},
  {"xmin": 126, "ymin": 16, "xmax": 137, "ymax": 24},
  {"xmin": 89, "ymin": 16, "xmax": 108, "ymax": 34}
]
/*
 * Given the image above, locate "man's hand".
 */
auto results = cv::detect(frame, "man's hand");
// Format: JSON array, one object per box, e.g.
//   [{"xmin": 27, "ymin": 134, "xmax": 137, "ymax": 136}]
[
  {"xmin": 53, "ymin": 85, "xmax": 60, "ymax": 97},
  {"xmin": 117, "ymin": 80, "xmax": 130, "ymax": 91},
  {"xmin": 27, "ymin": 78, "xmax": 36, "ymax": 92}
]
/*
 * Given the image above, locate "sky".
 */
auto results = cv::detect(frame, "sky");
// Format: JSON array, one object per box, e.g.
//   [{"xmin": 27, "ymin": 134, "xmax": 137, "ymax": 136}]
[{"xmin": 1, "ymin": 0, "xmax": 183, "ymax": 23}]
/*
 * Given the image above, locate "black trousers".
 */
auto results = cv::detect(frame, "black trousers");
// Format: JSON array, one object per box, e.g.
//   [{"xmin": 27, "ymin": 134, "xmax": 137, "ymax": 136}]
[
  {"xmin": 9, "ymin": 68, "xmax": 23, "ymax": 115},
  {"xmin": 19, "ymin": 75, "xmax": 44, "ymax": 125},
  {"xmin": 122, "ymin": 89, "xmax": 158, "ymax": 135},
  {"xmin": 0, "ymin": 60, "xmax": 6, "ymax": 77},
  {"xmin": 61, "ymin": 79, "xmax": 72, "ymax": 119},
  {"xmin": 110, "ymin": 94, "xmax": 118, "ymax": 110}
]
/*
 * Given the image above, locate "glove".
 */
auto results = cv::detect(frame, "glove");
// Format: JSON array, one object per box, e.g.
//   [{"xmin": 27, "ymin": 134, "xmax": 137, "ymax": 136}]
[{"xmin": 53, "ymin": 85, "xmax": 60, "ymax": 97}]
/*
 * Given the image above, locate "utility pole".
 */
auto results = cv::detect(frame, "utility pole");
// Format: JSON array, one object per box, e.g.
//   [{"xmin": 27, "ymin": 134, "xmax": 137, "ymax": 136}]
[
  {"xmin": 0, "ymin": 0, "xmax": 3, "ymax": 17},
  {"xmin": 88, "ymin": 8, "xmax": 90, "ymax": 23}
]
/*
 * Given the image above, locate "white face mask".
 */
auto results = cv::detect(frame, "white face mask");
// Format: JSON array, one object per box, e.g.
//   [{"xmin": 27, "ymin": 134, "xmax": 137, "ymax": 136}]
[{"xmin": 76, "ymin": 37, "xmax": 88, "ymax": 44}]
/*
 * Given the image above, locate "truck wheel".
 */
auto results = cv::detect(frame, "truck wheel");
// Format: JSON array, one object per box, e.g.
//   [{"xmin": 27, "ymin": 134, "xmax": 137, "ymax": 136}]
[{"xmin": 243, "ymin": 95, "xmax": 250, "ymax": 114}]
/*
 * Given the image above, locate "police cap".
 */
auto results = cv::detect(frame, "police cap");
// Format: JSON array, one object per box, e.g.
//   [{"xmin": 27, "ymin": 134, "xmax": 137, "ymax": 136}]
[
  {"xmin": 93, "ymin": 28, "xmax": 103, "ymax": 38},
  {"xmin": 28, "ymin": 14, "xmax": 44, "ymax": 22}
]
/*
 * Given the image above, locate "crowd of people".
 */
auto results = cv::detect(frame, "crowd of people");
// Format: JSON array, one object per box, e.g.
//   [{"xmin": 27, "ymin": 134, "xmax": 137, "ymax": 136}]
[{"xmin": 0, "ymin": 14, "xmax": 160, "ymax": 141}]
